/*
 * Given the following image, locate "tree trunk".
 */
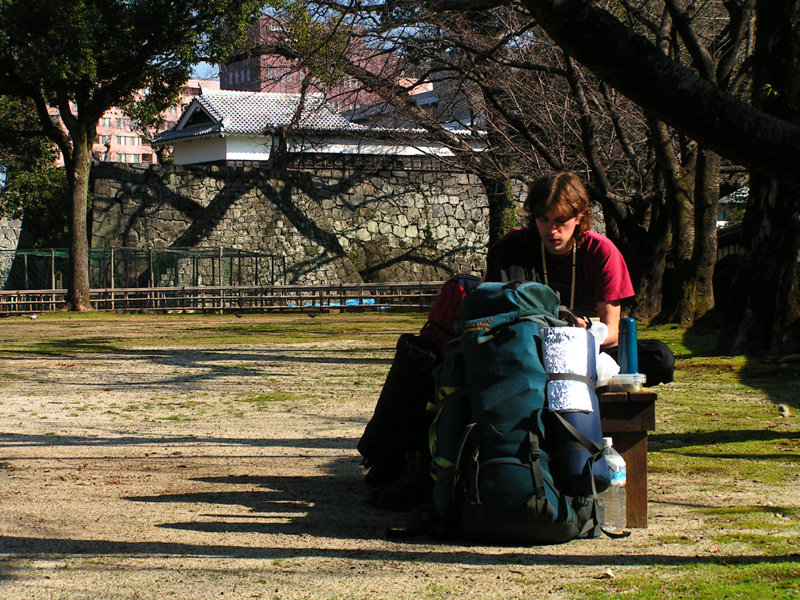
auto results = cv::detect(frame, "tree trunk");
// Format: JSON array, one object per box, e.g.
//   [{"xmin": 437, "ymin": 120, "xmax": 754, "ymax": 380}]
[
  {"xmin": 659, "ymin": 146, "xmax": 719, "ymax": 324},
  {"xmin": 688, "ymin": 147, "xmax": 719, "ymax": 320},
  {"xmin": 64, "ymin": 131, "xmax": 93, "ymax": 312},
  {"xmin": 646, "ymin": 117, "xmax": 689, "ymax": 322},
  {"xmin": 627, "ymin": 194, "xmax": 670, "ymax": 320},
  {"xmin": 720, "ymin": 176, "xmax": 800, "ymax": 354},
  {"xmin": 591, "ymin": 184, "xmax": 669, "ymax": 321},
  {"xmin": 720, "ymin": 0, "xmax": 800, "ymax": 354},
  {"xmin": 480, "ymin": 173, "xmax": 516, "ymax": 247}
]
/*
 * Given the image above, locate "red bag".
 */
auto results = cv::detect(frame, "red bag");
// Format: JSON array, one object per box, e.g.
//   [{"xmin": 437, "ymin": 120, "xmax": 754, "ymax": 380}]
[{"xmin": 419, "ymin": 275, "xmax": 481, "ymax": 352}]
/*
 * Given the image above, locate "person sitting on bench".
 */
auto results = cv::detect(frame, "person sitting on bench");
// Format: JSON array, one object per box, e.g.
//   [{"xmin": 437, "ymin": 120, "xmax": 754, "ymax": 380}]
[
  {"xmin": 485, "ymin": 171, "xmax": 674, "ymax": 384},
  {"xmin": 359, "ymin": 171, "xmax": 673, "ymax": 512}
]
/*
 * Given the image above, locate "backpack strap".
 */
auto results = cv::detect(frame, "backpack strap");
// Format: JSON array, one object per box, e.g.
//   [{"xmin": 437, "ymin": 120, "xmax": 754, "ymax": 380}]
[
  {"xmin": 454, "ymin": 422, "xmax": 481, "ymax": 505},
  {"xmin": 549, "ymin": 414, "xmax": 632, "ymax": 539},
  {"xmin": 548, "ymin": 410, "xmax": 603, "ymax": 460},
  {"xmin": 524, "ymin": 409, "xmax": 559, "ymax": 519},
  {"xmin": 429, "ymin": 386, "xmax": 469, "ymax": 413},
  {"xmin": 525, "ymin": 429, "xmax": 556, "ymax": 519},
  {"xmin": 420, "ymin": 318, "xmax": 455, "ymax": 339},
  {"xmin": 546, "ymin": 372, "xmax": 597, "ymax": 389},
  {"xmin": 428, "ymin": 386, "xmax": 470, "ymax": 473}
]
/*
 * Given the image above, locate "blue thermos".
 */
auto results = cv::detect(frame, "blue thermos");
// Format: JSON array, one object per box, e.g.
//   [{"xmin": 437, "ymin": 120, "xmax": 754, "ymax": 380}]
[{"xmin": 619, "ymin": 318, "xmax": 638, "ymax": 374}]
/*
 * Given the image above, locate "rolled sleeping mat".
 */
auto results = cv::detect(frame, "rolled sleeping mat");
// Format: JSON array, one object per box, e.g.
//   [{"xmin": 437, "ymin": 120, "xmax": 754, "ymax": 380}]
[{"xmin": 542, "ymin": 327, "xmax": 609, "ymax": 496}]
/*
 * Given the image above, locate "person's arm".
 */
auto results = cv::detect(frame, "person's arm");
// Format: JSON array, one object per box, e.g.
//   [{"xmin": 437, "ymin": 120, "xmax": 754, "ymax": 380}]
[{"xmin": 596, "ymin": 300, "xmax": 622, "ymax": 349}]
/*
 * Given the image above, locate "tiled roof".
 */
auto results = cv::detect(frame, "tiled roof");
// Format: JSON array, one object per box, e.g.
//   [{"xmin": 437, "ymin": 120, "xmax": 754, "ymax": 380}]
[
  {"xmin": 153, "ymin": 90, "xmax": 370, "ymax": 144},
  {"xmin": 155, "ymin": 122, "xmax": 220, "ymax": 143}
]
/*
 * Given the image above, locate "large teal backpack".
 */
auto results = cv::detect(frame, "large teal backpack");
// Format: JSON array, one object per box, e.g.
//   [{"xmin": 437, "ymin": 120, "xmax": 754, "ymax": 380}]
[{"xmin": 430, "ymin": 281, "xmax": 606, "ymax": 544}]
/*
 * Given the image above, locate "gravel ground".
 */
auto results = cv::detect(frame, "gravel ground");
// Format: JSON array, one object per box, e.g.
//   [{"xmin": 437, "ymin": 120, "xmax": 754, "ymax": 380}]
[{"xmin": 0, "ymin": 314, "xmax": 795, "ymax": 599}]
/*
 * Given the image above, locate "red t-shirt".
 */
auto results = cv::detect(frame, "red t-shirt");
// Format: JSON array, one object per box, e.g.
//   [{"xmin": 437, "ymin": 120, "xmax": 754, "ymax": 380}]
[{"xmin": 485, "ymin": 228, "xmax": 634, "ymax": 314}]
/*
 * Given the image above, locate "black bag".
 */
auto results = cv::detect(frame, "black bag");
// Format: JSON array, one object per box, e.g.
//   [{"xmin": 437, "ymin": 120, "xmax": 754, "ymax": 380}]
[
  {"xmin": 358, "ymin": 276, "xmax": 480, "ymax": 486},
  {"xmin": 606, "ymin": 339, "xmax": 674, "ymax": 385},
  {"xmin": 357, "ymin": 333, "xmax": 440, "ymax": 485}
]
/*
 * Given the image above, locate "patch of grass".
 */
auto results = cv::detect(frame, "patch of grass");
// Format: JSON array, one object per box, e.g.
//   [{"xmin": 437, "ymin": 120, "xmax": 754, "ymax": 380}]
[
  {"xmin": 649, "ymin": 435, "xmax": 799, "ymax": 485},
  {"xmin": 617, "ymin": 324, "xmax": 800, "ymax": 596},
  {"xmin": 642, "ymin": 323, "xmax": 800, "ymax": 489},
  {"xmin": 13, "ymin": 338, "xmax": 122, "ymax": 357},
  {"xmin": 0, "ymin": 312, "xmax": 426, "ymax": 355},
  {"xmin": 171, "ymin": 313, "xmax": 428, "ymax": 346},
  {"xmin": 714, "ymin": 532, "xmax": 799, "ymax": 556},
  {"xmin": 238, "ymin": 391, "xmax": 299, "ymax": 403},
  {"xmin": 161, "ymin": 414, "xmax": 192, "ymax": 422},
  {"xmin": 638, "ymin": 323, "xmax": 717, "ymax": 359},
  {"xmin": 654, "ymin": 535, "xmax": 697, "ymax": 545},
  {"xmin": 423, "ymin": 582, "xmax": 455, "ymax": 599},
  {"xmin": 573, "ymin": 563, "xmax": 800, "ymax": 599},
  {"xmin": 698, "ymin": 505, "xmax": 800, "ymax": 555}
]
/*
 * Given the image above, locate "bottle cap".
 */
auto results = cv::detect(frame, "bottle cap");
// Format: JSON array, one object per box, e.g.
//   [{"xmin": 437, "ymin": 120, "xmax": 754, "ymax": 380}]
[{"xmin": 602, "ymin": 436, "xmax": 613, "ymax": 447}]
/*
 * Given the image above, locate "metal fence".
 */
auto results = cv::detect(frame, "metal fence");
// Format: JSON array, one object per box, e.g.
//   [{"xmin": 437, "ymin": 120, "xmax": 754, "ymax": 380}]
[
  {"xmin": 0, "ymin": 282, "xmax": 446, "ymax": 315},
  {"xmin": 0, "ymin": 248, "xmax": 70, "ymax": 290},
  {"xmin": 0, "ymin": 247, "xmax": 286, "ymax": 291}
]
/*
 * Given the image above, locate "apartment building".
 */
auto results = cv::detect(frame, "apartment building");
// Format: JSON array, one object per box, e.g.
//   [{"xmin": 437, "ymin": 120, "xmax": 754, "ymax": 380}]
[
  {"xmin": 50, "ymin": 79, "xmax": 220, "ymax": 167},
  {"xmin": 219, "ymin": 17, "xmax": 481, "ymax": 132},
  {"xmin": 219, "ymin": 17, "xmax": 387, "ymax": 119},
  {"xmin": 94, "ymin": 79, "xmax": 220, "ymax": 165}
]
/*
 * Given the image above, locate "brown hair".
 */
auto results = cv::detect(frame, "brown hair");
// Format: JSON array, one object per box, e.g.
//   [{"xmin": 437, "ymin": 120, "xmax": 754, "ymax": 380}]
[{"xmin": 524, "ymin": 172, "xmax": 593, "ymax": 237}]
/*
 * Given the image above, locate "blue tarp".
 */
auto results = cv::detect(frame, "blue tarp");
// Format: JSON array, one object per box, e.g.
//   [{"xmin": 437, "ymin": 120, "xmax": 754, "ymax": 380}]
[{"xmin": 286, "ymin": 298, "xmax": 383, "ymax": 308}]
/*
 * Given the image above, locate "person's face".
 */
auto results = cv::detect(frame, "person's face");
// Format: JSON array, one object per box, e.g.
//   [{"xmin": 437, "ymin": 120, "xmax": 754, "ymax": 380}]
[{"xmin": 535, "ymin": 208, "xmax": 580, "ymax": 255}]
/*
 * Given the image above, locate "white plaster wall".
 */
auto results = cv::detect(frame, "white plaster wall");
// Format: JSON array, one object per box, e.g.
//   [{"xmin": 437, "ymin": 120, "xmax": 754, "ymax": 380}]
[
  {"xmin": 224, "ymin": 135, "xmax": 273, "ymax": 162},
  {"xmin": 170, "ymin": 133, "xmax": 484, "ymax": 164},
  {"xmin": 173, "ymin": 135, "xmax": 273, "ymax": 165},
  {"xmin": 290, "ymin": 136, "xmax": 458, "ymax": 156}
]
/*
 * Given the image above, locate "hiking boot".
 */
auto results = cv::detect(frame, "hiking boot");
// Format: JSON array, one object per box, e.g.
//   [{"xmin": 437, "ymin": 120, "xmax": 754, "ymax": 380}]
[
  {"xmin": 363, "ymin": 453, "xmax": 406, "ymax": 487},
  {"xmin": 369, "ymin": 451, "xmax": 433, "ymax": 511}
]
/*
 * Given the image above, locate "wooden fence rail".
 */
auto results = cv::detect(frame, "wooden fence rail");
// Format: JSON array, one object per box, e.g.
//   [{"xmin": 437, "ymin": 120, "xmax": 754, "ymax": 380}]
[{"xmin": 0, "ymin": 282, "xmax": 448, "ymax": 316}]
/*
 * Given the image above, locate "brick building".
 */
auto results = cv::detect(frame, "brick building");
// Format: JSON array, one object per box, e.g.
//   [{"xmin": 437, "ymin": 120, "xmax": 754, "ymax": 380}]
[
  {"xmin": 219, "ymin": 17, "xmax": 481, "ymax": 131},
  {"xmin": 219, "ymin": 17, "xmax": 390, "ymax": 119},
  {"xmin": 51, "ymin": 79, "xmax": 220, "ymax": 167},
  {"xmin": 94, "ymin": 79, "xmax": 220, "ymax": 165}
]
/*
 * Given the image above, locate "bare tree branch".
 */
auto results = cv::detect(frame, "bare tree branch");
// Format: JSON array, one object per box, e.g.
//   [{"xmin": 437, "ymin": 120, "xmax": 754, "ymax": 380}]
[
  {"xmin": 432, "ymin": 0, "xmax": 511, "ymax": 10},
  {"xmin": 443, "ymin": 0, "xmax": 800, "ymax": 184},
  {"xmin": 663, "ymin": 0, "xmax": 717, "ymax": 81}
]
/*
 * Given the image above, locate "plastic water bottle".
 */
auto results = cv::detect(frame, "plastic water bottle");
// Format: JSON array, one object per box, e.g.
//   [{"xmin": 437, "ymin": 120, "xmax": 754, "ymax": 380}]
[
  {"xmin": 599, "ymin": 437, "xmax": 627, "ymax": 531},
  {"xmin": 618, "ymin": 318, "xmax": 638, "ymax": 374}
]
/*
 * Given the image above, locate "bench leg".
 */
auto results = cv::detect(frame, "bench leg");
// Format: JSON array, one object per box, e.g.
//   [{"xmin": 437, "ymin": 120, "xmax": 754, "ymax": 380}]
[{"xmin": 609, "ymin": 432, "xmax": 648, "ymax": 528}]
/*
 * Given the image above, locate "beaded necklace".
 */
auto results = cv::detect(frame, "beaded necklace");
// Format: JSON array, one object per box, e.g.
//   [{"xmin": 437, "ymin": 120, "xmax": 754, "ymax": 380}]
[{"xmin": 541, "ymin": 238, "xmax": 577, "ymax": 310}]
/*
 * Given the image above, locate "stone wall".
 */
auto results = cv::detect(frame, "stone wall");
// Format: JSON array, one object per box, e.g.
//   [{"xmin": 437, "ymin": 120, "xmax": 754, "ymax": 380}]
[
  {"xmin": 91, "ymin": 155, "xmax": 492, "ymax": 284},
  {"xmin": 0, "ymin": 217, "xmax": 22, "ymax": 287}
]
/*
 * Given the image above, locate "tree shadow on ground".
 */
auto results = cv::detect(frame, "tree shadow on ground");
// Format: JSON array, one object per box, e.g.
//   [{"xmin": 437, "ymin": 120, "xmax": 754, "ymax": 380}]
[
  {"xmin": 683, "ymin": 312, "xmax": 800, "ymax": 413},
  {"xmin": 2, "ymin": 450, "xmax": 798, "ymax": 569},
  {"xmin": 5, "ymin": 345, "xmax": 393, "ymax": 396}
]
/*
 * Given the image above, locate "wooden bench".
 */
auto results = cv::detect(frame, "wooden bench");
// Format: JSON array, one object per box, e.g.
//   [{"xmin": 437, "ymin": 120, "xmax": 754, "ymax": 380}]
[{"xmin": 598, "ymin": 390, "xmax": 657, "ymax": 528}]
